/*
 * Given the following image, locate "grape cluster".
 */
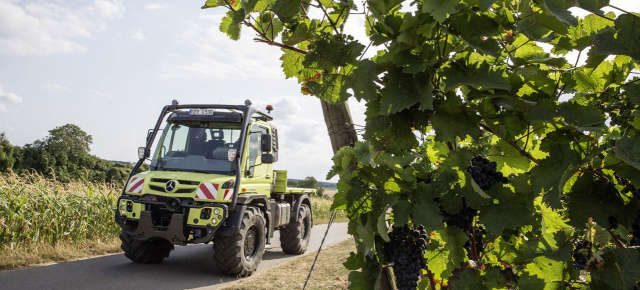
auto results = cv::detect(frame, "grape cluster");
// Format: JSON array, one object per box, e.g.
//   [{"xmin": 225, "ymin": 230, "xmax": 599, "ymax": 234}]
[
  {"xmin": 463, "ymin": 226, "xmax": 487, "ymax": 260},
  {"xmin": 631, "ymin": 211, "xmax": 640, "ymax": 246},
  {"xmin": 386, "ymin": 225, "xmax": 428, "ymax": 290},
  {"xmin": 441, "ymin": 203, "xmax": 477, "ymax": 231},
  {"xmin": 572, "ymin": 239, "xmax": 591, "ymax": 270},
  {"xmin": 466, "ymin": 155, "xmax": 508, "ymax": 190}
]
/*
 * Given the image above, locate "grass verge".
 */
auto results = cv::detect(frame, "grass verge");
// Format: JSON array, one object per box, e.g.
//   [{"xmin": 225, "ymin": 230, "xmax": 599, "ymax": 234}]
[{"xmin": 220, "ymin": 239, "xmax": 354, "ymax": 290}]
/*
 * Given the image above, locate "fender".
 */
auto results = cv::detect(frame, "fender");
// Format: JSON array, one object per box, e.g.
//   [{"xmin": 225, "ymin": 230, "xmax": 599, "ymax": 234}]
[
  {"xmin": 290, "ymin": 194, "xmax": 313, "ymax": 226},
  {"xmin": 218, "ymin": 194, "xmax": 273, "ymax": 238}
]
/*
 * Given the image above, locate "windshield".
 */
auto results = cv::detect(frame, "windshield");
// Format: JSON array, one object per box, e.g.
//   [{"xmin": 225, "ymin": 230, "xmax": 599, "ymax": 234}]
[{"xmin": 150, "ymin": 122, "xmax": 241, "ymax": 175}]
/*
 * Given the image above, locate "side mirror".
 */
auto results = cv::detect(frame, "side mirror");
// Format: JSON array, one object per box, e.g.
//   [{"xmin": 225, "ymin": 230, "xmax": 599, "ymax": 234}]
[
  {"xmin": 262, "ymin": 153, "xmax": 274, "ymax": 164},
  {"xmin": 261, "ymin": 133, "xmax": 272, "ymax": 152},
  {"xmin": 146, "ymin": 129, "xmax": 153, "ymax": 142},
  {"xmin": 138, "ymin": 147, "xmax": 149, "ymax": 159}
]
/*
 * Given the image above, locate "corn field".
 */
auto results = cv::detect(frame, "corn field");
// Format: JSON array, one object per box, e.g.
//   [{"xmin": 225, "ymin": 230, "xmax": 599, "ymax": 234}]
[
  {"xmin": 0, "ymin": 172, "xmax": 343, "ymax": 255},
  {"xmin": 0, "ymin": 172, "xmax": 121, "ymax": 250}
]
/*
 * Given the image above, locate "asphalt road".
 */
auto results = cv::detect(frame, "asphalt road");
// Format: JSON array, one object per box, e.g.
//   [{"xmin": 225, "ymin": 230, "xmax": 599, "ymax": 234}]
[{"xmin": 0, "ymin": 223, "xmax": 349, "ymax": 290}]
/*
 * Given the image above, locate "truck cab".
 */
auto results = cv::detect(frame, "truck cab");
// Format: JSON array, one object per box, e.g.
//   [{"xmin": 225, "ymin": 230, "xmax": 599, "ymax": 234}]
[{"xmin": 115, "ymin": 100, "xmax": 313, "ymax": 277}]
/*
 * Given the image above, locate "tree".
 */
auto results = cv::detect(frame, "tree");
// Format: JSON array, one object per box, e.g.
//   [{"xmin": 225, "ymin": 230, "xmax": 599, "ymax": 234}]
[
  {"xmin": 202, "ymin": 1, "xmax": 640, "ymax": 288},
  {"xmin": 0, "ymin": 132, "xmax": 18, "ymax": 172},
  {"xmin": 297, "ymin": 176, "xmax": 319, "ymax": 188}
]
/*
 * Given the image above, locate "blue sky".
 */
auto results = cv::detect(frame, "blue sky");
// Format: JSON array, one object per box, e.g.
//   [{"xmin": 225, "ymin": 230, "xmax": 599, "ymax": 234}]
[{"xmin": 0, "ymin": 0, "xmax": 638, "ymax": 181}]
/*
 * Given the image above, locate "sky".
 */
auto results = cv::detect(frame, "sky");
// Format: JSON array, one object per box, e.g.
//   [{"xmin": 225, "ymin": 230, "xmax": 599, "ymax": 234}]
[{"xmin": 0, "ymin": 0, "xmax": 638, "ymax": 181}]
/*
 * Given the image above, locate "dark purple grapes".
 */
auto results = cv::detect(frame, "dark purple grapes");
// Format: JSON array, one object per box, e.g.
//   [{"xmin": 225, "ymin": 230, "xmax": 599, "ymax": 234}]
[
  {"xmin": 385, "ymin": 225, "xmax": 428, "ymax": 290},
  {"xmin": 467, "ymin": 155, "xmax": 508, "ymax": 190},
  {"xmin": 463, "ymin": 226, "xmax": 487, "ymax": 260},
  {"xmin": 572, "ymin": 239, "xmax": 591, "ymax": 270}
]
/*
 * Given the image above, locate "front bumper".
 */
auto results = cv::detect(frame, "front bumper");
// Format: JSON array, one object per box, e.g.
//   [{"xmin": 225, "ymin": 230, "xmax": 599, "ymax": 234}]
[{"xmin": 116, "ymin": 195, "xmax": 228, "ymax": 245}]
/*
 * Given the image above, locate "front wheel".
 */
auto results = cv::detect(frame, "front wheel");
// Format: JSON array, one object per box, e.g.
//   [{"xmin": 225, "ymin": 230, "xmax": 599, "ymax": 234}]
[
  {"xmin": 280, "ymin": 204, "xmax": 311, "ymax": 254},
  {"xmin": 213, "ymin": 206, "xmax": 266, "ymax": 277},
  {"xmin": 120, "ymin": 232, "xmax": 173, "ymax": 264}
]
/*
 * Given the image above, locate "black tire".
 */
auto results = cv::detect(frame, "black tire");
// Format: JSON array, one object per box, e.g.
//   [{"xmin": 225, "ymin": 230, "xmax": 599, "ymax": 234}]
[
  {"xmin": 213, "ymin": 206, "xmax": 266, "ymax": 277},
  {"xmin": 280, "ymin": 204, "xmax": 311, "ymax": 254},
  {"xmin": 119, "ymin": 231, "xmax": 173, "ymax": 264}
]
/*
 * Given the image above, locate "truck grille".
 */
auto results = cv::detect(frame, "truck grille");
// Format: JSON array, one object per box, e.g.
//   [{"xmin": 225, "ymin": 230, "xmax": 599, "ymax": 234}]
[
  {"xmin": 150, "ymin": 178, "xmax": 200, "ymax": 185},
  {"xmin": 149, "ymin": 185, "xmax": 195, "ymax": 194}
]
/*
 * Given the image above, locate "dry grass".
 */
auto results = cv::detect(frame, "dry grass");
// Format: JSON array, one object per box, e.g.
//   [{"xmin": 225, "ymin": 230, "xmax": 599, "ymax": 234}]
[{"xmin": 221, "ymin": 239, "xmax": 354, "ymax": 290}]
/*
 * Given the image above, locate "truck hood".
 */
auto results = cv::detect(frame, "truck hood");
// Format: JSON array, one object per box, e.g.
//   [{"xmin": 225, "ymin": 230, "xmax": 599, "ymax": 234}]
[{"xmin": 124, "ymin": 171, "xmax": 236, "ymax": 202}]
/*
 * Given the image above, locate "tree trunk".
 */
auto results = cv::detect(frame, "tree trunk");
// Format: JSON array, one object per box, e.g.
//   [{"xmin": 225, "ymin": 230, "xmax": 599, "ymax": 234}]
[{"xmin": 320, "ymin": 100, "xmax": 358, "ymax": 153}]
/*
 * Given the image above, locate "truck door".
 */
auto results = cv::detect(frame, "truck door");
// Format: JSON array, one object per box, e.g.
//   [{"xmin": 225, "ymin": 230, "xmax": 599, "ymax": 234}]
[{"xmin": 242, "ymin": 125, "xmax": 272, "ymax": 195}]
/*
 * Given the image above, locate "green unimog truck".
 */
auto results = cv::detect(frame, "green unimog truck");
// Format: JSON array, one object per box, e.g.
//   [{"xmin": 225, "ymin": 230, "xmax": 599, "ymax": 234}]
[{"xmin": 115, "ymin": 100, "xmax": 314, "ymax": 276}]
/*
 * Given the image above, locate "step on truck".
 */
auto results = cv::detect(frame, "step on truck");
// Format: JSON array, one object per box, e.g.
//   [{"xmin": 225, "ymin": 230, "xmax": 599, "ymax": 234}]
[{"xmin": 115, "ymin": 100, "xmax": 315, "ymax": 276}]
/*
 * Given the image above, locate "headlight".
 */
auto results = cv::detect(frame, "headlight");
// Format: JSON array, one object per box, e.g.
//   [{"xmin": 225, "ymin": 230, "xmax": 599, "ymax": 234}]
[
  {"xmin": 121, "ymin": 200, "xmax": 126, "ymax": 206},
  {"xmin": 211, "ymin": 218, "xmax": 217, "ymax": 225},
  {"xmin": 214, "ymin": 208, "xmax": 220, "ymax": 215}
]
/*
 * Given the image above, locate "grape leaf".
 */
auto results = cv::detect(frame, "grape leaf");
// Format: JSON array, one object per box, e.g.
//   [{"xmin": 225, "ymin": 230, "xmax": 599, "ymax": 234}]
[
  {"xmin": 449, "ymin": 268, "xmax": 486, "ymax": 289},
  {"xmin": 590, "ymin": 248, "xmax": 640, "ymax": 290},
  {"xmin": 530, "ymin": 142, "xmax": 580, "ymax": 208},
  {"xmin": 430, "ymin": 95, "xmax": 482, "ymax": 142},
  {"xmin": 379, "ymin": 69, "xmax": 433, "ymax": 114},
  {"xmin": 422, "ymin": 0, "xmax": 460, "ymax": 23},
  {"xmin": 348, "ymin": 60, "xmax": 379, "ymax": 102},
  {"xmin": 441, "ymin": 59, "xmax": 511, "ymax": 91},
  {"xmin": 411, "ymin": 198, "xmax": 443, "ymax": 232},
  {"xmin": 519, "ymin": 256, "xmax": 568, "ymax": 290},
  {"xmin": 219, "ymin": 10, "xmax": 245, "ymax": 40},
  {"xmin": 615, "ymin": 136, "xmax": 640, "ymax": 170},
  {"xmin": 426, "ymin": 227, "xmax": 468, "ymax": 279},
  {"xmin": 542, "ymin": 0, "xmax": 578, "ymax": 26},
  {"xmin": 592, "ymin": 14, "xmax": 640, "ymax": 61},
  {"xmin": 479, "ymin": 185, "xmax": 536, "ymax": 236},
  {"xmin": 558, "ymin": 101, "xmax": 606, "ymax": 130},
  {"xmin": 272, "ymin": 0, "xmax": 301, "ymax": 21},
  {"xmin": 280, "ymin": 49, "xmax": 303, "ymax": 79},
  {"xmin": 566, "ymin": 174, "xmax": 626, "ymax": 228}
]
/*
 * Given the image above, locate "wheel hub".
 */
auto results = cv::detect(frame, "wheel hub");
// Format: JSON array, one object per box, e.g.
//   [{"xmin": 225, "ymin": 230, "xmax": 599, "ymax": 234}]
[{"xmin": 244, "ymin": 226, "xmax": 258, "ymax": 258}]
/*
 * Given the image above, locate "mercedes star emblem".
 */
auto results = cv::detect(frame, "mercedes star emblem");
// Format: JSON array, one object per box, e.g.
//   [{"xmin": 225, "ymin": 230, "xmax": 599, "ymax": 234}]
[{"xmin": 165, "ymin": 180, "xmax": 177, "ymax": 192}]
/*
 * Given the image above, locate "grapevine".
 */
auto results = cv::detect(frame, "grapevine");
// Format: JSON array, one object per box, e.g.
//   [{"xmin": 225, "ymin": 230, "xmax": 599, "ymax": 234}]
[{"xmin": 202, "ymin": 0, "xmax": 640, "ymax": 288}]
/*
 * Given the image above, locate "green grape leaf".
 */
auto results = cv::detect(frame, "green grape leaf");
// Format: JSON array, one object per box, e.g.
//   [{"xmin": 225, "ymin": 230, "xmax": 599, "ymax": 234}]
[
  {"xmin": 306, "ymin": 74, "xmax": 350, "ymax": 103},
  {"xmin": 430, "ymin": 95, "xmax": 482, "ymax": 142},
  {"xmin": 272, "ymin": 0, "xmax": 301, "ymax": 21},
  {"xmin": 219, "ymin": 10, "xmax": 246, "ymax": 40},
  {"xmin": 479, "ymin": 185, "xmax": 536, "ymax": 236},
  {"xmin": 590, "ymin": 248, "xmax": 640, "ymax": 290},
  {"xmin": 593, "ymin": 14, "xmax": 640, "ymax": 61},
  {"xmin": 441, "ymin": 59, "xmax": 511, "ymax": 91},
  {"xmin": 615, "ymin": 136, "xmax": 640, "ymax": 170},
  {"xmin": 343, "ymin": 251, "xmax": 367, "ymax": 270},
  {"xmin": 449, "ymin": 268, "xmax": 486, "ymax": 289},
  {"xmin": 348, "ymin": 60, "xmax": 379, "ymax": 102},
  {"xmin": 422, "ymin": 0, "xmax": 460, "ymax": 23},
  {"xmin": 558, "ymin": 102, "xmax": 606, "ymax": 130},
  {"xmin": 280, "ymin": 49, "xmax": 303, "ymax": 79},
  {"xmin": 379, "ymin": 69, "xmax": 433, "ymax": 114},
  {"xmin": 426, "ymin": 227, "xmax": 469, "ymax": 279},
  {"xmin": 537, "ymin": 197, "xmax": 571, "ymax": 234},
  {"xmin": 522, "ymin": 231, "xmax": 572, "ymax": 262},
  {"xmin": 448, "ymin": 12, "xmax": 500, "ymax": 56},
  {"xmin": 519, "ymin": 256, "xmax": 568, "ymax": 290},
  {"xmin": 348, "ymin": 259, "xmax": 381, "ymax": 290},
  {"xmin": 566, "ymin": 174, "xmax": 626, "ymax": 228},
  {"xmin": 303, "ymin": 36, "xmax": 365, "ymax": 70},
  {"xmin": 542, "ymin": 0, "xmax": 578, "ymax": 26},
  {"xmin": 202, "ymin": 0, "xmax": 227, "ymax": 9},
  {"xmin": 392, "ymin": 198, "xmax": 410, "ymax": 226},
  {"xmin": 411, "ymin": 198, "xmax": 443, "ymax": 232},
  {"xmin": 530, "ymin": 142, "xmax": 580, "ymax": 208}
]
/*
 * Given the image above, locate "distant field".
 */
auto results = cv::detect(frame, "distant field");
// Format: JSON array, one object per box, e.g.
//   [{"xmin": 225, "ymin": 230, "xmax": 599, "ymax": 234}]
[{"xmin": 322, "ymin": 189, "xmax": 338, "ymax": 198}]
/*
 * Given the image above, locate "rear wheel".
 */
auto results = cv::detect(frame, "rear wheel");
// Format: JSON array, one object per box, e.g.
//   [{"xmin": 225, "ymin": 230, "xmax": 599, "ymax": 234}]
[
  {"xmin": 213, "ymin": 206, "xmax": 266, "ymax": 277},
  {"xmin": 280, "ymin": 204, "xmax": 311, "ymax": 254},
  {"xmin": 120, "ymin": 232, "xmax": 173, "ymax": 264}
]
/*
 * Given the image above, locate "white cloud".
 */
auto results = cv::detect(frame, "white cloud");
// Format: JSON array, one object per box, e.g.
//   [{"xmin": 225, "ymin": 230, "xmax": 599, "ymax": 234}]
[
  {"xmin": 132, "ymin": 27, "xmax": 145, "ymax": 41},
  {"xmin": 145, "ymin": 3, "xmax": 167, "ymax": 10},
  {"xmin": 0, "ymin": 0, "xmax": 125, "ymax": 55},
  {"xmin": 44, "ymin": 83, "xmax": 69, "ymax": 91},
  {"xmin": 0, "ymin": 84, "xmax": 23, "ymax": 112},
  {"xmin": 159, "ymin": 15, "xmax": 283, "ymax": 80}
]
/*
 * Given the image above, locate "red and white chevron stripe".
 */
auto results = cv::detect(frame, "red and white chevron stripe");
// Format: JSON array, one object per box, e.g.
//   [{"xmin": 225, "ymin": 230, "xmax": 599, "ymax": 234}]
[
  {"xmin": 195, "ymin": 183, "xmax": 219, "ymax": 200},
  {"xmin": 127, "ymin": 177, "xmax": 144, "ymax": 193},
  {"xmin": 223, "ymin": 189, "xmax": 233, "ymax": 200}
]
